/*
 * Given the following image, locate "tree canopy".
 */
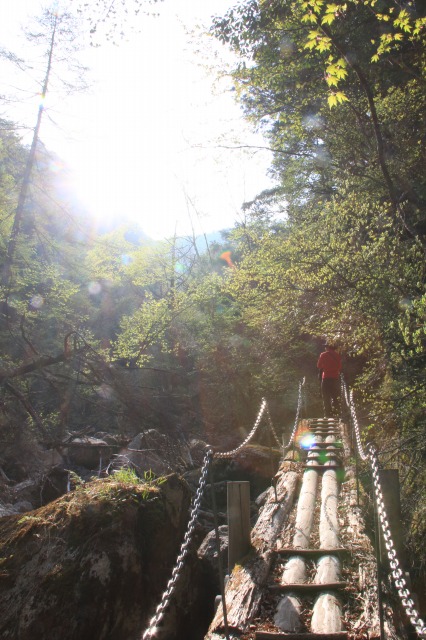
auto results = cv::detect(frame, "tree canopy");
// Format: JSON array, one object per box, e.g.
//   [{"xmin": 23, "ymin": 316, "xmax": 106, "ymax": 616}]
[
  {"xmin": 0, "ymin": 0, "xmax": 425, "ymax": 590},
  {"xmin": 209, "ymin": 0, "xmax": 425, "ymax": 573}
]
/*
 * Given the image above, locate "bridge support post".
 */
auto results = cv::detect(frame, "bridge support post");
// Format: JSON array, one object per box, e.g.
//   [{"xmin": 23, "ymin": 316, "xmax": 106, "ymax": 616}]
[{"xmin": 227, "ymin": 481, "xmax": 251, "ymax": 572}]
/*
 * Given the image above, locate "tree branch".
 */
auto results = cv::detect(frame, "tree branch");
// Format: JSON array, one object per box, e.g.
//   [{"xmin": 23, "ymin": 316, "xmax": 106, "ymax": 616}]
[
  {"xmin": 4, "ymin": 381, "xmax": 49, "ymax": 439},
  {"xmin": 0, "ymin": 346, "xmax": 87, "ymax": 383}
]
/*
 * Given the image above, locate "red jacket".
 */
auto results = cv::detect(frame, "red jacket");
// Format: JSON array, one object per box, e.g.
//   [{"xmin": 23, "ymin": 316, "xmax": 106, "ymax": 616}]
[{"xmin": 317, "ymin": 349, "xmax": 342, "ymax": 379}]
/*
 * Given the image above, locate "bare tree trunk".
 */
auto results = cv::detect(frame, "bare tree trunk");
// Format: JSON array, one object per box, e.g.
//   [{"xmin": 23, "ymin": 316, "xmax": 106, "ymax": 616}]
[{"xmin": 2, "ymin": 12, "xmax": 58, "ymax": 291}]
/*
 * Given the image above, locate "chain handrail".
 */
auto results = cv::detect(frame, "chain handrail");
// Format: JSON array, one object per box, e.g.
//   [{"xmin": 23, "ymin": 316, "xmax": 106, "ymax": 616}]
[
  {"xmin": 282, "ymin": 377, "xmax": 304, "ymax": 454},
  {"xmin": 141, "ymin": 385, "xmax": 305, "ymax": 638},
  {"xmin": 368, "ymin": 444, "xmax": 426, "ymax": 638},
  {"xmin": 342, "ymin": 378, "xmax": 426, "ymax": 638},
  {"xmin": 142, "ymin": 448, "xmax": 213, "ymax": 639},
  {"xmin": 214, "ymin": 379, "xmax": 305, "ymax": 459},
  {"xmin": 341, "ymin": 376, "xmax": 368, "ymax": 461},
  {"xmin": 142, "ymin": 380, "xmax": 426, "ymax": 639},
  {"xmin": 349, "ymin": 389, "xmax": 368, "ymax": 461},
  {"xmin": 266, "ymin": 403, "xmax": 282, "ymax": 448},
  {"xmin": 214, "ymin": 398, "xmax": 268, "ymax": 459}
]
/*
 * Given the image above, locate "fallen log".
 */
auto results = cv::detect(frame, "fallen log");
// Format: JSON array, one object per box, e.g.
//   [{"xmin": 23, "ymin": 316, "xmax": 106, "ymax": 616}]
[
  {"xmin": 311, "ymin": 468, "xmax": 343, "ymax": 634},
  {"xmin": 292, "ymin": 468, "xmax": 319, "ymax": 550},
  {"xmin": 274, "ymin": 467, "xmax": 319, "ymax": 633},
  {"xmin": 205, "ymin": 466, "xmax": 299, "ymax": 637}
]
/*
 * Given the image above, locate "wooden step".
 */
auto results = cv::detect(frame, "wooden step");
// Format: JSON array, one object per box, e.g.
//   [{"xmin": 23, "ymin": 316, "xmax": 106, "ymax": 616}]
[
  {"xmin": 300, "ymin": 437, "xmax": 341, "ymax": 442},
  {"xmin": 309, "ymin": 424, "xmax": 340, "ymax": 428},
  {"xmin": 307, "ymin": 451, "xmax": 339, "ymax": 457},
  {"xmin": 309, "ymin": 429, "xmax": 341, "ymax": 436},
  {"xmin": 308, "ymin": 443, "xmax": 342, "ymax": 448},
  {"xmin": 300, "ymin": 443, "xmax": 342, "ymax": 448},
  {"xmin": 303, "ymin": 464, "xmax": 343, "ymax": 470},
  {"xmin": 309, "ymin": 427, "xmax": 341, "ymax": 430},
  {"xmin": 268, "ymin": 582, "xmax": 348, "ymax": 593},
  {"xmin": 255, "ymin": 632, "xmax": 348, "ymax": 639},
  {"xmin": 306, "ymin": 449, "xmax": 342, "ymax": 460},
  {"xmin": 305, "ymin": 426, "xmax": 340, "ymax": 430},
  {"xmin": 306, "ymin": 456, "xmax": 342, "ymax": 461},
  {"xmin": 274, "ymin": 547, "xmax": 349, "ymax": 558},
  {"xmin": 306, "ymin": 446, "xmax": 342, "ymax": 451}
]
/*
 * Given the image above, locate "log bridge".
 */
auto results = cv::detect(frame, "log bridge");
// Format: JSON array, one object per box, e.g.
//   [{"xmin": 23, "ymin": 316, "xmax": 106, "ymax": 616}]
[{"xmin": 205, "ymin": 418, "xmax": 384, "ymax": 640}]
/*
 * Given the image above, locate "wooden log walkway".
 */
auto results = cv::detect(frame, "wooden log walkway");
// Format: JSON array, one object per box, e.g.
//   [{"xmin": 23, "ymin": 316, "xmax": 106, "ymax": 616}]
[{"xmin": 204, "ymin": 417, "xmax": 388, "ymax": 639}]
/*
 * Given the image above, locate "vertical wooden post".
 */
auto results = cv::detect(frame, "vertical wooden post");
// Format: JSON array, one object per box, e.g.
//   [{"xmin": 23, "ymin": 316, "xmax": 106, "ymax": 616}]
[
  {"xmin": 209, "ymin": 466, "xmax": 230, "ymax": 640},
  {"xmin": 227, "ymin": 481, "xmax": 251, "ymax": 572}
]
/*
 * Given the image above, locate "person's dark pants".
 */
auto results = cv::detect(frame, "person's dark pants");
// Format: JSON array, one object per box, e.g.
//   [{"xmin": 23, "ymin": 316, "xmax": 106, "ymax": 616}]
[{"xmin": 321, "ymin": 377, "xmax": 340, "ymax": 418}]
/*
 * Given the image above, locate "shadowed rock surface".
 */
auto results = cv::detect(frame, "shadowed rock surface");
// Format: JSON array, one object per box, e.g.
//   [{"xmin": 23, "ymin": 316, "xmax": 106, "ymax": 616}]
[{"xmin": 0, "ymin": 473, "xmax": 206, "ymax": 640}]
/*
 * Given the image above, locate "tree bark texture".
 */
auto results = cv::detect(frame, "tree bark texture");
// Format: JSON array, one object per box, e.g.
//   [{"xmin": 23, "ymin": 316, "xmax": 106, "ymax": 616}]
[{"xmin": 205, "ymin": 467, "xmax": 299, "ymax": 637}]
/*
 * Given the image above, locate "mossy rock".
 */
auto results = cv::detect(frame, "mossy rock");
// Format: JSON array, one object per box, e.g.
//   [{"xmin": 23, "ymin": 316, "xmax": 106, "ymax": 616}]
[{"xmin": 0, "ymin": 474, "xmax": 192, "ymax": 640}]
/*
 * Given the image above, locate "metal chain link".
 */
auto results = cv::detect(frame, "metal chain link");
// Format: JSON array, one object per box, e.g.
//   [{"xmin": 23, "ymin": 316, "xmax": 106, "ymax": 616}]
[
  {"xmin": 342, "ymin": 379, "xmax": 425, "ymax": 637},
  {"xmin": 142, "ymin": 448, "xmax": 213, "ymax": 639},
  {"xmin": 142, "ymin": 383, "xmax": 305, "ymax": 638},
  {"xmin": 368, "ymin": 444, "xmax": 426, "ymax": 638},
  {"xmin": 348, "ymin": 389, "xmax": 368, "ymax": 461},
  {"xmin": 282, "ymin": 377, "xmax": 305, "ymax": 453},
  {"xmin": 340, "ymin": 374, "xmax": 350, "ymax": 408},
  {"xmin": 142, "ymin": 381, "xmax": 426, "ymax": 638},
  {"xmin": 214, "ymin": 398, "xmax": 268, "ymax": 459},
  {"xmin": 341, "ymin": 377, "xmax": 368, "ymax": 461},
  {"xmin": 215, "ymin": 380, "xmax": 305, "ymax": 459},
  {"xmin": 265, "ymin": 403, "xmax": 282, "ymax": 449}
]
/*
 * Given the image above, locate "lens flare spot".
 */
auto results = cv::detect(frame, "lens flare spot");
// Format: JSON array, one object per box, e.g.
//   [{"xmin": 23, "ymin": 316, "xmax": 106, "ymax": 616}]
[
  {"xmin": 88, "ymin": 281, "xmax": 102, "ymax": 295},
  {"xmin": 30, "ymin": 294, "xmax": 44, "ymax": 309},
  {"xmin": 318, "ymin": 450, "xmax": 329, "ymax": 464},
  {"xmin": 299, "ymin": 432, "xmax": 316, "ymax": 449},
  {"xmin": 399, "ymin": 297, "xmax": 412, "ymax": 310},
  {"xmin": 220, "ymin": 250, "xmax": 235, "ymax": 269},
  {"xmin": 302, "ymin": 113, "xmax": 324, "ymax": 130},
  {"xmin": 280, "ymin": 36, "xmax": 295, "ymax": 57},
  {"xmin": 336, "ymin": 468, "xmax": 345, "ymax": 482},
  {"xmin": 121, "ymin": 254, "xmax": 133, "ymax": 266}
]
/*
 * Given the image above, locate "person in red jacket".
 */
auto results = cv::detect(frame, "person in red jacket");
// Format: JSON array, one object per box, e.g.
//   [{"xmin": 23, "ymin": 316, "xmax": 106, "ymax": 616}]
[{"xmin": 317, "ymin": 343, "xmax": 342, "ymax": 418}]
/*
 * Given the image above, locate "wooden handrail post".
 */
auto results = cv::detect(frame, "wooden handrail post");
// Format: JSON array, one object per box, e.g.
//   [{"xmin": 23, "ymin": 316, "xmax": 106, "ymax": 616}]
[{"xmin": 227, "ymin": 481, "xmax": 251, "ymax": 572}]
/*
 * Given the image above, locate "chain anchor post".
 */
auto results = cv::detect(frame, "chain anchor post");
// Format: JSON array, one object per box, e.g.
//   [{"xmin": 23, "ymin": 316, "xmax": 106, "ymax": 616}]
[{"xmin": 209, "ymin": 462, "xmax": 230, "ymax": 640}]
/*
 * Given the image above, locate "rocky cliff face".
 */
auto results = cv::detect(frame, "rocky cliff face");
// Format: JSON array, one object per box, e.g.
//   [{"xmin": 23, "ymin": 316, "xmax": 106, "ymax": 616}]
[{"xmin": 0, "ymin": 473, "xmax": 196, "ymax": 640}]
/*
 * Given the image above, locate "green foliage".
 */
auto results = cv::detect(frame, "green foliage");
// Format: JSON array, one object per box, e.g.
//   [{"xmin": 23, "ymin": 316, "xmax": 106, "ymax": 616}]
[
  {"xmin": 104, "ymin": 467, "xmax": 167, "ymax": 501},
  {"xmin": 68, "ymin": 471, "xmax": 84, "ymax": 490},
  {"xmin": 299, "ymin": 0, "xmax": 426, "ymax": 100},
  {"xmin": 211, "ymin": 0, "xmax": 426, "ymax": 573},
  {"xmin": 0, "ymin": 0, "xmax": 424, "ymax": 584},
  {"xmin": 113, "ymin": 294, "xmax": 172, "ymax": 365},
  {"xmin": 85, "ymin": 229, "xmax": 136, "ymax": 283},
  {"xmin": 112, "ymin": 467, "xmax": 140, "ymax": 484}
]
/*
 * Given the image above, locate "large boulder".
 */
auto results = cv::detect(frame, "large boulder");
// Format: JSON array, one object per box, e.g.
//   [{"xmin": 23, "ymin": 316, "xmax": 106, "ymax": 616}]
[
  {"xmin": 0, "ymin": 441, "xmax": 64, "ymax": 484},
  {"xmin": 116, "ymin": 429, "xmax": 188, "ymax": 477},
  {"xmin": 66, "ymin": 436, "xmax": 117, "ymax": 469},
  {"xmin": 0, "ymin": 472, "xmax": 204, "ymax": 640},
  {"xmin": 197, "ymin": 525, "xmax": 228, "ymax": 585},
  {"xmin": 0, "ymin": 499, "xmax": 33, "ymax": 518}
]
